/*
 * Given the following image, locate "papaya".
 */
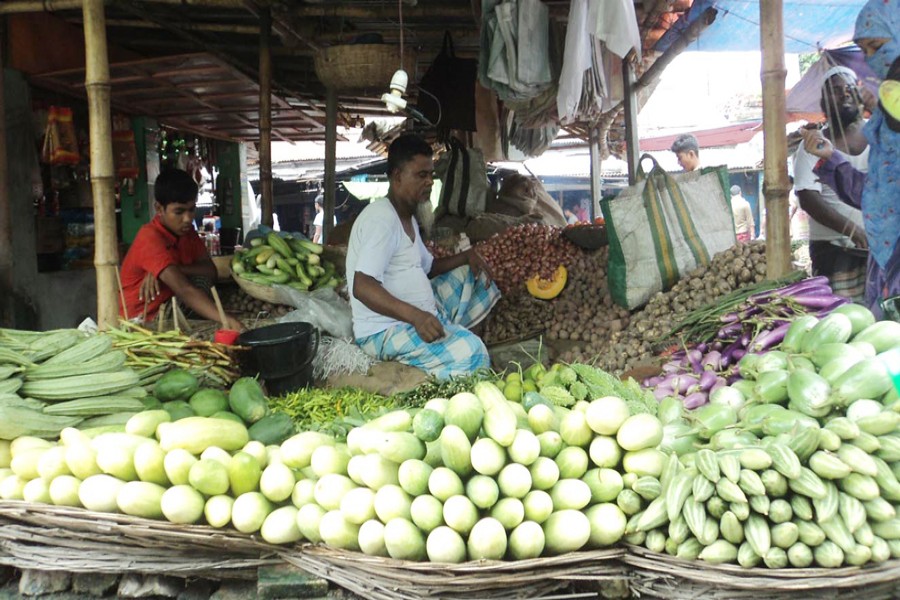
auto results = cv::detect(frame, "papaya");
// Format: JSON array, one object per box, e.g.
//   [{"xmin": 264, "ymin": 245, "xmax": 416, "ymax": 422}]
[
  {"xmin": 248, "ymin": 413, "xmax": 295, "ymax": 445},
  {"xmin": 189, "ymin": 389, "xmax": 229, "ymax": 417},
  {"xmin": 228, "ymin": 377, "xmax": 269, "ymax": 424},
  {"xmin": 526, "ymin": 265, "xmax": 567, "ymax": 300},
  {"xmin": 154, "ymin": 369, "xmax": 200, "ymax": 403},
  {"xmin": 880, "ymin": 80, "xmax": 900, "ymax": 131}
]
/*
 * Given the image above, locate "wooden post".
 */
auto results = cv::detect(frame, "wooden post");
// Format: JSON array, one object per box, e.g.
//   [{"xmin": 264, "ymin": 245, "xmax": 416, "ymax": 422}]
[
  {"xmin": 258, "ymin": 6, "xmax": 274, "ymax": 228},
  {"xmin": 83, "ymin": 0, "xmax": 119, "ymax": 329},
  {"xmin": 323, "ymin": 87, "xmax": 337, "ymax": 245},
  {"xmin": 759, "ymin": 0, "xmax": 791, "ymax": 279},
  {"xmin": 622, "ymin": 57, "xmax": 640, "ymax": 186},
  {"xmin": 0, "ymin": 49, "xmax": 12, "ymax": 326},
  {"xmin": 589, "ymin": 126, "xmax": 603, "ymax": 221}
]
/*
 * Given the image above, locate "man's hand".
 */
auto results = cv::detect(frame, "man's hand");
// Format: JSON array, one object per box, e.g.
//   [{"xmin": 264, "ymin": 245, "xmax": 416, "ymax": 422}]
[
  {"xmin": 800, "ymin": 128, "xmax": 834, "ymax": 160},
  {"xmin": 849, "ymin": 227, "xmax": 869, "ymax": 250},
  {"xmin": 412, "ymin": 310, "xmax": 445, "ymax": 343},
  {"xmin": 225, "ymin": 315, "xmax": 245, "ymax": 332},
  {"xmin": 465, "ymin": 248, "xmax": 494, "ymax": 280},
  {"xmin": 860, "ymin": 86, "xmax": 878, "ymax": 114},
  {"xmin": 139, "ymin": 273, "xmax": 160, "ymax": 302}
]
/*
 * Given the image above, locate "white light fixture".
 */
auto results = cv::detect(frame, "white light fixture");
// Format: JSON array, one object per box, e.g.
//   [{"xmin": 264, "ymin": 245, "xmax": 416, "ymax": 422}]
[{"xmin": 381, "ymin": 68, "xmax": 409, "ymax": 113}]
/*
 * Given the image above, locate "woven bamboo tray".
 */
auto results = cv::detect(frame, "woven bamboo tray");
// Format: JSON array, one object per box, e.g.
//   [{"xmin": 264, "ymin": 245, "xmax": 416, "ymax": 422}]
[
  {"xmin": 232, "ymin": 272, "xmax": 284, "ymax": 304},
  {"xmin": 0, "ymin": 501, "xmax": 278, "ymax": 579},
  {"xmin": 278, "ymin": 545, "xmax": 627, "ymax": 600},
  {"xmin": 624, "ymin": 545, "xmax": 900, "ymax": 599}
]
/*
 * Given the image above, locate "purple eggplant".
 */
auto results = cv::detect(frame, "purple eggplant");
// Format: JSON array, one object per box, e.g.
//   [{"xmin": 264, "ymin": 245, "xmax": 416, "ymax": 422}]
[
  {"xmin": 698, "ymin": 370, "xmax": 719, "ymax": 392},
  {"xmin": 683, "ymin": 391, "xmax": 709, "ymax": 410},
  {"xmin": 643, "ymin": 375, "xmax": 663, "ymax": 388},
  {"xmin": 748, "ymin": 321, "xmax": 791, "ymax": 352},
  {"xmin": 662, "ymin": 361, "xmax": 682, "ymax": 374},
  {"xmin": 696, "ymin": 342, "xmax": 709, "ymax": 353},
  {"xmin": 687, "ymin": 349, "xmax": 704, "ymax": 373},
  {"xmin": 717, "ymin": 322, "xmax": 743, "ymax": 339},
  {"xmin": 653, "ymin": 385, "xmax": 675, "ymax": 401},
  {"xmin": 701, "ymin": 350, "xmax": 722, "ymax": 371},
  {"xmin": 731, "ymin": 348, "xmax": 747, "ymax": 362},
  {"xmin": 791, "ymin": 294, "xmax": 849, "ymax": 309}
]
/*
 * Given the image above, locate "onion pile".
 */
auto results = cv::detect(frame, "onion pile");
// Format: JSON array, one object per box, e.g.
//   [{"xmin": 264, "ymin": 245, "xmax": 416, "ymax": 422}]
[
  {"xmin": 475, "ymin": 224, "xmax": 581, "ymax": 294},
  {"xmin": 594, "ymin": 243, "xmax": 769, "ymax": 374}
]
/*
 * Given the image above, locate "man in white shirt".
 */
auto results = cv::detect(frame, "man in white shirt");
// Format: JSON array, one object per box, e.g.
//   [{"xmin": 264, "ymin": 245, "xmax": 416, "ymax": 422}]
[
  {"xmin": 311, "ymin": 196, "xmax": 336, "ymax": 244},
  {"xmin": 793, "ymin": 66, "xmax": 869, "ymax": 302},
  {"xmin": 347, "ymin": 135, "xmax": 501, "ymax": 379}
]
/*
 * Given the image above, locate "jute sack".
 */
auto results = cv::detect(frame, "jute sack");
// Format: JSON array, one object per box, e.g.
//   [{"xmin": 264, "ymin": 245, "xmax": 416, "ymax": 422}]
[{"xmin": 601, "ymin": 155, "xmax": 736, "ymax": 309}]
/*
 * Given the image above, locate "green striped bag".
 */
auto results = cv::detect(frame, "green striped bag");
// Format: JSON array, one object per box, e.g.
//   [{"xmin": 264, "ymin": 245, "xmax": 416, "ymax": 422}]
[{"xmin": 601, "ymin": 156, "xmax": 735, "ymax": 309}]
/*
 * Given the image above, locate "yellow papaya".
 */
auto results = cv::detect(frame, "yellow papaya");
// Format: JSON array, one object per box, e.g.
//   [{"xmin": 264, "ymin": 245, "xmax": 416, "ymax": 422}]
[{"xmin": 525, "ymin": 265, "xmax": 567, "ymax": 300}]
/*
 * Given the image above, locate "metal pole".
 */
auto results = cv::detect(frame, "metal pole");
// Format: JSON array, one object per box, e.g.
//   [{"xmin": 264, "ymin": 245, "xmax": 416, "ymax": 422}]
[
  {"xmin": 83, "ymin": 0, "xmax": 119, "ymax": 328},
  {"xmin": 258, "ymin": 6, "xmax": 273, "ymax": 228},
  {"xmin": 323, "ymin": 87, "xmax": 337, "ymax": 245},
  {"xmin": 589, "ymin": 126, "xmax": 603, "ymax": 221},
  {"xmin": 759, "ymin": 0, "xmax": 791, "ymax": 279},
  {"xmin": 622, "ymin": 57, "xmax": 640, "ymax": 185}
]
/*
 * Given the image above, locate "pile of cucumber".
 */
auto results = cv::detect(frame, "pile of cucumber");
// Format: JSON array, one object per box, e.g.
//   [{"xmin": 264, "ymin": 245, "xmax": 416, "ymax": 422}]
[{"xmin": 232, "ymin": 232, "xmax": 342, "ymax": 292}]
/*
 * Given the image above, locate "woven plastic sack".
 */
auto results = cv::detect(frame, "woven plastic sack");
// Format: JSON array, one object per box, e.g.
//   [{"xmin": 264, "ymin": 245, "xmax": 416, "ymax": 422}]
[{"xmin": 601, "ymin": 155, "xmax": 736, "ymax": 309}]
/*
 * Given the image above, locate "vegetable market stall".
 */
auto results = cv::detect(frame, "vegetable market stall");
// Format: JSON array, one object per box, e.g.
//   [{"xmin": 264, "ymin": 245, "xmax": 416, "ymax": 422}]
[{"xmin": 0, "ymin": 273, "xmax": 898, "ymax": 599}]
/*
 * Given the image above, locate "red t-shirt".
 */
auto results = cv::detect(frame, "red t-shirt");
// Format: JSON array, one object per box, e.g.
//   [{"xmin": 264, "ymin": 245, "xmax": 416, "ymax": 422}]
[{"xmin": 119, "ymin": 216, "xmax": 208, "ymax": 321}]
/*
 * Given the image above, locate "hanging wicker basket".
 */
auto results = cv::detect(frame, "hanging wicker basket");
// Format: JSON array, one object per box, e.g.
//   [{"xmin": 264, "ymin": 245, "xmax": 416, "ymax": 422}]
[{"xmin": 314, "ymin": 44, "xmax": 414, "ymax": 92}]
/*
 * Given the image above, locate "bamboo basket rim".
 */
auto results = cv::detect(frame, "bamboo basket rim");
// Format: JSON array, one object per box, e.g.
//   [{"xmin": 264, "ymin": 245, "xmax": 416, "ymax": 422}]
[
  {"xmin": 314, "ymin": 43, "xmax": 414, "ymax": 92},
  {"xmin": 231, "ymin": 271, "xmax": 285, "ymax": 304},
  {"xmin": 624, "ymin": 545, "xmax": 900, "ymax": 591}
]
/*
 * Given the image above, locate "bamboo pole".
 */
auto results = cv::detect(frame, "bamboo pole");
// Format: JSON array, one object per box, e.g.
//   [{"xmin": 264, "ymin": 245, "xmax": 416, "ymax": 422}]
[
  {"xmin": 83, "ymin": 0, "xmax": 119, "ymax": 329},
  {"xmin": 759, "ymin": 0, "xmax": 791, "ymax": 279},
  {"xmin": 323, "ymin": 87, "xmax": 337, "ymax": 245},
  {"xmin": 258, "ymin": 6, "xmax": 273, "ymax": 228},
  {"xmin": 0, "ymin": 49, "xmax": 12, "ymax": 327}
]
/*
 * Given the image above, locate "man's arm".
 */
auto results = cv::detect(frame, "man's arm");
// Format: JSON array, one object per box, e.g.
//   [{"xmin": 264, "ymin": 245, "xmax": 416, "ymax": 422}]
[
  {"xmin": 796, "ymin": 189, "xmax": 867, "ymax": 249},
  {"xmin": 744, "ymin": 205, "xmax": 755, "ymax": 239},
  {"xmin": 177, "ymin": 255, "xmax": 217, "ymax": 280},
  {"xmin": 157, "ymin": 265, "xmax": 243, "ymax": 330},
  {"xmin": 429, "ymin": 248, "xmax": 493, "ymax": 279},
  {"xmin": 353, "ymin": 272, "xmax": 444, "ymax": 342},
  {"xmin": 814, "ymin": 155, "xmax": 865, "ymax": 210}
]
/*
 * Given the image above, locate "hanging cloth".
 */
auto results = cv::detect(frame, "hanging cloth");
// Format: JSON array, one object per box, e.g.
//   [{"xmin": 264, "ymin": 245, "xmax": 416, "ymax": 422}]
[
  {"xmin": 589, "ymin": 0, "xmax": 642, "ymax": 60},
  {"xmin": 557, "ymin": 0, "xmax": 592, "ymax": 123},
  {"xmin": 516, "ymin": 0, "xmax": 552, "ymax": 86},
  {"xmin": 417, "ymin": 32, "xmax": 478, "ymax": 136}
]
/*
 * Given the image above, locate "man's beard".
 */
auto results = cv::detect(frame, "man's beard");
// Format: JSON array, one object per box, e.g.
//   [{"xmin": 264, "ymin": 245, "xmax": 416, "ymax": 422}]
[
  {"xmin": 830, "ymin": 102, "xmax": 861, "ymax": 130},
  {"xmin": 416, "ymin": 199, "xmax": 435, "ymax": 240}
]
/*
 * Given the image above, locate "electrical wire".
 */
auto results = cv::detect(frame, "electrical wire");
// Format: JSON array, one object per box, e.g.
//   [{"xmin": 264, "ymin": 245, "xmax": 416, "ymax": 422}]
[{"xmin": 398, "ymin": 0, "xmax": 404, "ymax": 71}]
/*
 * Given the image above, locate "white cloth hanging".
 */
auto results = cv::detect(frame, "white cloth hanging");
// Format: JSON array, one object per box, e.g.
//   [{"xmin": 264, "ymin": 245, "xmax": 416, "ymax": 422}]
[
  {"xmin": 590, "ymin": 0, "xmax": 641, "ymax": 60},
  {"xmin": 557, "ymin": 0, "xmax": 592, "ymax": 123}
]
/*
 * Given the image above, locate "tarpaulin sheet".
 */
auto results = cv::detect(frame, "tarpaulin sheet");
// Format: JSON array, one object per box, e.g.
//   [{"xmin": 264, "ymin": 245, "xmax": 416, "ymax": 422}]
[{"xmin": 656, "ymin": 0, "xmax": 867, "ymax": 54}]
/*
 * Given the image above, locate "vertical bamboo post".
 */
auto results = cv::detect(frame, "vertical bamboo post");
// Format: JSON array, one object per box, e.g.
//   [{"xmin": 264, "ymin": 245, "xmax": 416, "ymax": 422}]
[
  {"xmin": 622, "ymin": 57, "xmax": 640, "ymax": 186},
  {"xmin": 0, "ymin": 47, "xmax": 13, "ymax": 326},
  {"xmin": 83, "ymin": 0, "xmax": 119, "ymax": 328},
  {"xmin": 323, "ymin": 87, "xmax": 337, "ymax": 245},
  {"xmin": 258, "ymin": 6, "xmax": 274, "ymax": 228},
  {"xmin": 589, "ymin": 126, "xmax": 603, "ymax": 221},
  {"xmin": 759, "ymin": 0, "xmax": 791, "ymax": 279}
]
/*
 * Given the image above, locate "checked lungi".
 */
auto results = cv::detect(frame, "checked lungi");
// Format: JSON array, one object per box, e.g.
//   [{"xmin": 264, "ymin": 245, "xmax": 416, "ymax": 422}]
[{"xmin": 356, "ymin": 266, "xmax": 501, "ymax": 380}]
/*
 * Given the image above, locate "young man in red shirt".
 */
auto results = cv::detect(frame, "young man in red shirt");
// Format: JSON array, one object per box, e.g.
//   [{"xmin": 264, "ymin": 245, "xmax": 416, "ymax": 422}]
[{"xmin": 119, "ymin": 169, "xmax": 243, "ymax": 330}]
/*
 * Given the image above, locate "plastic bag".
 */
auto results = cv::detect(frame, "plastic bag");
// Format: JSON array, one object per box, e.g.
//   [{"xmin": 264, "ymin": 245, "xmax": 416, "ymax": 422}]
[{"xmin": 274, "ymin": 286, "xmax": 353, "ymax": 339}]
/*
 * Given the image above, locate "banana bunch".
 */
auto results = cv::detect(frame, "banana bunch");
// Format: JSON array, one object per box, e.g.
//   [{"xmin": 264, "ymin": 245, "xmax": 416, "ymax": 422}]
[{"xmin": 232, "ymin": 232, "xmax": 342, "ymax": 292}]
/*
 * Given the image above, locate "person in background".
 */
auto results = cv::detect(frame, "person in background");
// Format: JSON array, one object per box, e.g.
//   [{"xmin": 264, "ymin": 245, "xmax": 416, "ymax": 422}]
[
  {"xmin": 563, "ymin": 204, "xmax": 579, "ymax": 225},
  {"xmin": 670, "ymin": 133, "xmax": 701, "ymax": 172},
  {"xmin": 312, "ymin": 195, "xmax": 337, "ymax": 244},
  {"xmin": 729, "ymin": 185, "xmax": 755, "ymax": 243},
  {"xmin": 119, "ymin": 169, "xmax": 243, "ymax": 330},
  {"xmin": 792, "ymin": 66, "xmax": 870, "ymax": 303},
  {"xmin": 346, "ymin": 135, "xmax": 501, "ymax": 380},
  {"xmin": 799, "ymin": 0, "xmax": 899, "ymax": 316}
]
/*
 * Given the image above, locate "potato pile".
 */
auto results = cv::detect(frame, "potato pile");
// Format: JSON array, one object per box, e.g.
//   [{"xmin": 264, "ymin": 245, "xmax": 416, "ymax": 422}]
[
  {"xmin": 484, "ymin": 247, "xmax": 630, "ymax": 362},
  {"xmin": 475, "ymin": 223, "xmax": 582, "ymax": 294},
  {"xmin": 219, "ymin": 285, "xmax": 292, "ymax": 319},
  {"xmin": 594, "ymin": 242, "xmax": 768, "ymax": 374}
]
